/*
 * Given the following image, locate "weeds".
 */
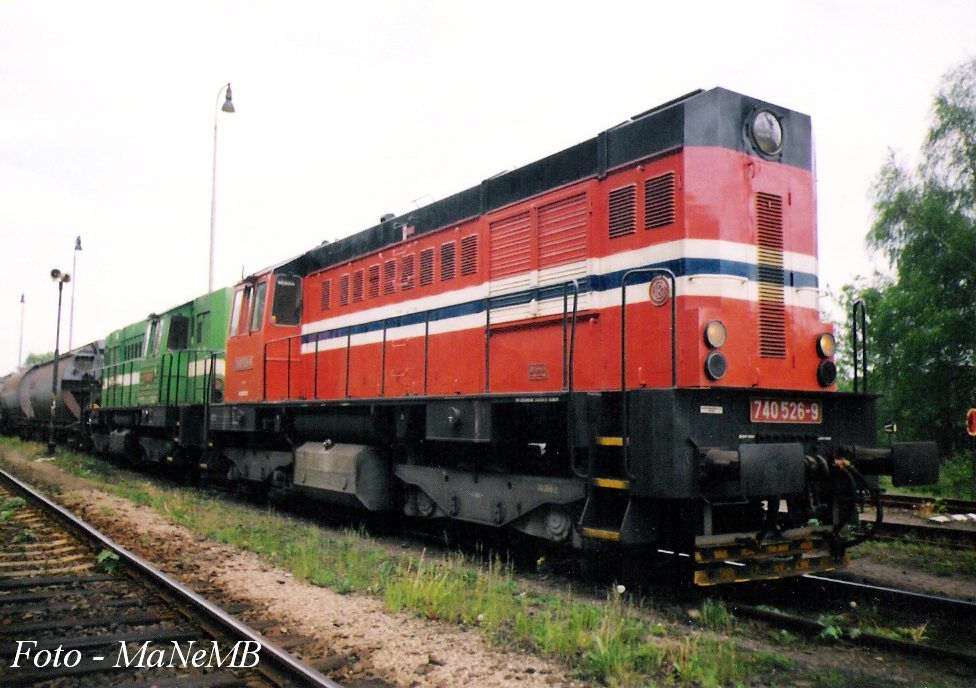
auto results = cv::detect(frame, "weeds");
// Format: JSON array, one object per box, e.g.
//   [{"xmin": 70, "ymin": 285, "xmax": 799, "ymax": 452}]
[
  {"xmin": 698, "ymin": 598, "xmax": 734, "ymax": 631},
  {"xmin": 0, "ymin": 438, "xmax": 894, "ymax": 687}
]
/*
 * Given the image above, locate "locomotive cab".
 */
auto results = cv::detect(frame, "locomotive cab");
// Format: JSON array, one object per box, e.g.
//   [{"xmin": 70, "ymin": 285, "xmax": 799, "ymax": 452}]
[{"xmin": 224, "ymin": 270, "xmax": 303, "ymax": 402}]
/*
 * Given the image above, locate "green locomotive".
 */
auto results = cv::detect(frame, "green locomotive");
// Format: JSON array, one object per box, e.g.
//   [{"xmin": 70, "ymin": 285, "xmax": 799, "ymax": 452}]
[{"xmin": 91, "ymin": 287, "xmax": 232, "ymax": 467}]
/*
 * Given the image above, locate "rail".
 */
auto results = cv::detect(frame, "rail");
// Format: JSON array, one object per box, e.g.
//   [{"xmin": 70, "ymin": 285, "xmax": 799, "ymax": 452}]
[
  {"xmin": 264, "ymin": 281, "xmax": 584, "ymax": 401},
  {"xmin": 97, "ymin": 349, "xmax": 221, "ymax": 410},
  {"xmin": 0, "ymin": 466, "xmax": 342, "ymax": 687},
  {"xmin": 620, "ymin": 268, "xmax": 676, "ymax": 477}
]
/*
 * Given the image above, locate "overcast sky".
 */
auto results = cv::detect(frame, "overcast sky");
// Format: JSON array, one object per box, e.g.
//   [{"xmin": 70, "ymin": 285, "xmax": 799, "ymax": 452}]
[{"xmin": 2, "ymin": 1, "xmax": 974, "ymax": 370}]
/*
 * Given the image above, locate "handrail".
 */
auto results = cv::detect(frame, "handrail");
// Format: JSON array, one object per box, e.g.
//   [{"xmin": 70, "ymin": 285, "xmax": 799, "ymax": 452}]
[
  {"xmin": 620, "ymin": 268, "xmax": 677, "ymax": 478},
  {"xmin": 852, "ymin": 299, "xmax": 868, "ymax": 394},
  {"xmin": 561, "ymin": 280, "xmax": 580, "ymax": 393}
]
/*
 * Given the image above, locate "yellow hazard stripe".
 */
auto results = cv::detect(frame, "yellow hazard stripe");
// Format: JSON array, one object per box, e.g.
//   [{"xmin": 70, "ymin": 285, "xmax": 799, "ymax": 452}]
[
  {"xmin": 592, "ymin": 477, "xmax": 630, "ymax": 490},
  {"xmin": 581, "ymin": 527, "xmax": 621, "ymax": 541}
]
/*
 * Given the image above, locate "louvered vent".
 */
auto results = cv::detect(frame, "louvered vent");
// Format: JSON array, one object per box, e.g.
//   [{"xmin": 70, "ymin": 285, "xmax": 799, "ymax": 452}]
[
  {"xmin": 339, "ymin": 274, "xmax": 350, "ymax": 306},
  {"xmin": 367, "ymin": 264, "xmax": 380, "ymax": 298},
  {"xmin": 400, "ymin": 254, "xmax": 415, "ymax": 290},
  {"xmin": 440, "ymin": 242, "xmax": 456, "ymax": 281},
  {"xmin": 489, "ymin": 212, "xmax": 532, "ymax": 279},
  {"xmin": 420, "ymin": 248, "xmax": 434, "ymax": 286},
  {"xmin": 383, "ymin": 260, "xmax": 396, "ymax": 294},
  {"xmin": 644, "ymin": 172, "xmax": 675, "ymax": 229},
  {"xmin": 320, "ymin": 279, "xmax": 331, "ymax": 311},
  {"xmin": 608, "ymin": 185, "xmax": 636, "ymax": 238},
  {"xmin": 539, "ymin": 193, "xmax": 588, "ymax": 268},
  {"xmin": 756, "ymin": 192, "xmax": 786, "ymax": 359},
  {"xmin": 352, "ymin": 269, "xmax": 364, "ymax": 302},
  {"xmin": 460, "ymin": 235, "xmax": 478, "ymax": 276}
]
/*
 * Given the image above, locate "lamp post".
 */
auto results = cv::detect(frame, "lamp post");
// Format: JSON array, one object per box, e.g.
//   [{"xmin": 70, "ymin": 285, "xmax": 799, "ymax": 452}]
[
  {"xmin": 48, "ymin": 269, "xmax": 70, "ymax": 455},
  {"xmin": 209, "ymin": 82, "xmax": 235, "ymax": 292},
  {"xmin": 68, "ymin": 235, "xmax": 82, "ymax": 350},
  {"xmin": 18, "ymin": 294, "xmax": 25, "ymax": 368}
]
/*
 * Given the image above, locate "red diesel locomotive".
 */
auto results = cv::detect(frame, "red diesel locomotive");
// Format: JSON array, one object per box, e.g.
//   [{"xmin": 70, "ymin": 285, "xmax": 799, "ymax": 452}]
[{"xmin": 176, "ymin": 88, "xmax": 937, "ymax": 583}]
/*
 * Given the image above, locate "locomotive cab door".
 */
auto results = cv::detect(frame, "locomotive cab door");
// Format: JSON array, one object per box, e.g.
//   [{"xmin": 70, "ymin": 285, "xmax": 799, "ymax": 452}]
[{"xmin": 223, "ymin": 271, "xmax": 302, "ymax": 402}]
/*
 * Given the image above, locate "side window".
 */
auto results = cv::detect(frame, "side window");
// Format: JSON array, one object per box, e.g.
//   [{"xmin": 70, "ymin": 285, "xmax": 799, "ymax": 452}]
[
  {"xmin": 270, "ymin": 274, "xmax": 302, "ymax": 326},
  {"xmin": 195, "ymin": 314, "xmax": 207, "ymax": 345},
  {"xmin": 249, "ymin": 281, "xmax": 267, "ymax": 332}
]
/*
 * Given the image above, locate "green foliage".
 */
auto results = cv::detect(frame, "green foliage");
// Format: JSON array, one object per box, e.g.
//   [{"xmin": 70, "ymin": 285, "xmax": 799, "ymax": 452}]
[
  {"xmin": 23, "ymin": 351, "xmax": 54, "ymax": 365},
  {"xmin": 96, "ymin": 549, "xmax": 120, "ymax": 573},
  {"xmin": 0, "ymin": 495, "xmax": 26, "ymax": 520},
  {"xmin": 842, "ymin": 58, "xmax": 976, "ymax": 454},
  {"xmin": 698, "ymin": 598, "xmax": 734, "ymax": 631}
]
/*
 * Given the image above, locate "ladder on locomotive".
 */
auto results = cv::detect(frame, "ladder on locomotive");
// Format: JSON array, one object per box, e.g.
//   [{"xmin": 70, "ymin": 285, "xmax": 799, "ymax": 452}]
[{"xmin": 578, "ymin": 268, "xmax": 676, "ymax": 545}]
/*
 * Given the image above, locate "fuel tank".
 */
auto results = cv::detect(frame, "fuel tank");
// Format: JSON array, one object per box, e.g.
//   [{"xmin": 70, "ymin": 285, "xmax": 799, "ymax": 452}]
[{"xmin": 13, "ymin": 342, "xmax": 104, "ymax": 426}]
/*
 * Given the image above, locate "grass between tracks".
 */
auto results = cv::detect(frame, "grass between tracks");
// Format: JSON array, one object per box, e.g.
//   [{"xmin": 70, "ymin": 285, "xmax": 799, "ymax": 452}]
[
  {"xmin": 0, "ymin": 437, "xmax": 940, "ymax": 687},
  {"xmin": 849, "ymin": 537, "xmax": 976, "ymax": 577}
]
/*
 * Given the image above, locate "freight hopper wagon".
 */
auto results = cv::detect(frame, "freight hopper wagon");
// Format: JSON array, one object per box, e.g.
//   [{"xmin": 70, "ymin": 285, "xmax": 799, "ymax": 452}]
[
  {"xmin": 206, "ymin": 88, "xmax": 938, "ymax": 584},
  {"xmin": 0, "ymin": 342, "xmax": 103, "ymax": 443},
  {"xmin": 89, "ymin": 288, "xmax": 232, "ymax": 469}
]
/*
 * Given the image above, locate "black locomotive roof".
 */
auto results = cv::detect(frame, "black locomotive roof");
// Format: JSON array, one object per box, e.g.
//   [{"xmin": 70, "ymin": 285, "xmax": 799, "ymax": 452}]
[{"xmin": 279, "ymin": 87, "xmax": 811, "ymax": 278}]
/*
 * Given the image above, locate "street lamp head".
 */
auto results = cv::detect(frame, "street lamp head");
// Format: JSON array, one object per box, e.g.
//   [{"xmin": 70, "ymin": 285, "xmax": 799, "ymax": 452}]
[
  {"xmin": 75, "ymin": 236, "xmax": 82, "ymax": 251},
  {"xmin": 51, "ymin": 269, "xmax": 62, "ymax": 280},
  {"xmin": 222, "ymin": 83, "xmax": 235, "ymax": 113}
]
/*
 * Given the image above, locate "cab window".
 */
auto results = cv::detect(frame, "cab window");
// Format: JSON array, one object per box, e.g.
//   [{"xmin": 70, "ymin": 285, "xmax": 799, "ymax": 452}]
[
  {"xmin": 230, "ymin": 287, "xmax": 251, "ymax": 336},
  {"xmin": 144, "ymin": 319, "xmax": 161, "ymax": 357},
  {"xmin": 249, "ymin": 281, "xmax": 267, "ymax": 332}
]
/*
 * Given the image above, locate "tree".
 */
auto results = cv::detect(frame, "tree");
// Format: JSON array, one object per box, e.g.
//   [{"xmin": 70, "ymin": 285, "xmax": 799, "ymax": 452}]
[
  {"xmin": 845, "ymin": 58, "xmax": 976, "ymax": 455},
  {"xmin": 23, "ymin": 351, "xmax": 54, "ymax": 366}
]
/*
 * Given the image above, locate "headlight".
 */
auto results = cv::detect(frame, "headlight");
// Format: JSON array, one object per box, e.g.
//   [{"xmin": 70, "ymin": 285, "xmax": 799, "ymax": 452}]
[
  {"xmin": 817, "ymin": 360, "xmax": 837, "ymax": 387},
  {"xmin": 704, "ymin": 352, "xmax": 727, "ymax": 381},
  {"xmin": 750, "ymin": 110, "xmax": 782, "ymax": 156},
  {"xmin": 816, "ymin": 333, "xmax": 836, "ymax": 358},
  {"xmin": 703, "ymin": 320, "xmax": 727, "ymax": 349}
]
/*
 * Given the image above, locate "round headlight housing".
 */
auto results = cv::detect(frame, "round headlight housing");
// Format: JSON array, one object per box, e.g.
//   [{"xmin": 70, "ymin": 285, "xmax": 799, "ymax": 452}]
[
  {"xmin": 817, "ymin": 359, "xmax": 837, "ymax": 387},
  {"xmin": 704, "ymin": 351, "xmax": 727, "ymax": 381},
  {"xmin": 816, "ymin": 333, "xmax": 836, "ymax": 358},
  {"xmin": 750, "ymin": 110, "xmax": 782, "ymax": 156},
  {"xmin": 703, "ymin": 320, "xmax": 727, "ymax": 349}
]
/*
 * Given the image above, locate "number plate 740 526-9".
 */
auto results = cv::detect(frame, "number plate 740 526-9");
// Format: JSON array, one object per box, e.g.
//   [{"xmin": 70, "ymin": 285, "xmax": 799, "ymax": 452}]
[{"xmin": 749, "ymin": 398, "xmax": 822, "ymax": 424}]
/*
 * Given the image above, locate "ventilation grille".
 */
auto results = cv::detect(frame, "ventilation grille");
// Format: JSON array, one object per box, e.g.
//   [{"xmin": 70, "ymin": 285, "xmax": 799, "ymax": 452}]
[
  {"xmin": 440, "ymin": 242, "xmax": 456, "ymax": 281},
  {"xmin": 420, "ymin": 248, "xmax": 434, "ymax": 286},
  {"xmin": 383, "ymin": 260, "xmax": 396, "ymax": 294},
  {"xmin": 489, "ymin": 212, "xmax": 532, "ymax": 279},
  {"xmin": 756, "ymin": 192, "xmax": 785, "ymax": 359},
  {"xmin": 539, "ymin": 193, "xmax": 588, "ymax": 268},
  {"xmin": 367, "ymin": 264, "xmax": 380, "ymax": 298},
  {"xmin": 400, "ymin": 254, "xmax": 415, "ymax": 290},
  {"xmin": 461, "ymin": 235, "xmax": 478, "ymax": 276},
  {"xmin": 352, "ymin": 269, "xmax": 364, "ymax": 302},
  {"xmin": 644, "ymin": 172, "xmax": 675, "ymax": 229},
  {"xmin": 608, "ymin": 185, "xmax": 636, "ymax": 238},
  {"xmin": 320, "ymin": 279, "xmax": 331, "ymax": 311},
  {"xmin": 339, "ymin": 274, "xmax": 350, "ymax": 306}
]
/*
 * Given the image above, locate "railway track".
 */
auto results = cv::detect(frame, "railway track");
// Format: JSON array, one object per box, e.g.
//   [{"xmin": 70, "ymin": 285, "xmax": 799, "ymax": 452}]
[
  {"xmin": 874, "ymin": 493, "xmax": 976, "ymax": 549},
  {"xmin": 880, "ymin": 494, "xmax": 976, "ymax": 514},
  {"xmin": 721, "ymin": 573, "xmax": 976, "ymax": 668},
  {"xmin": 0, "ymin": 467, "xmax": 341, "ymax": 688}
]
